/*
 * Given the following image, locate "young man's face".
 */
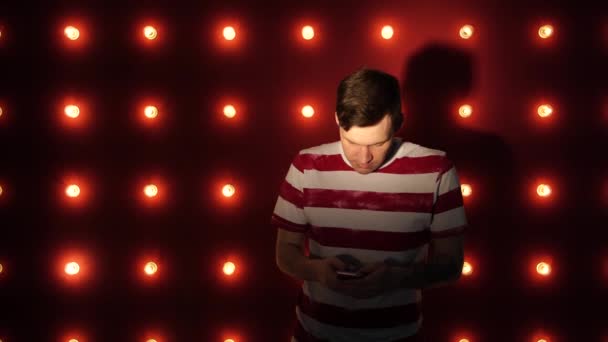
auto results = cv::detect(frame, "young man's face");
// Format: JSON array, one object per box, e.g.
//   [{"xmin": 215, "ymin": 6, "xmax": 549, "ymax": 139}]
[{"xmin": 336, "ymin": 113, "xmax": 394, "ymax": 175}]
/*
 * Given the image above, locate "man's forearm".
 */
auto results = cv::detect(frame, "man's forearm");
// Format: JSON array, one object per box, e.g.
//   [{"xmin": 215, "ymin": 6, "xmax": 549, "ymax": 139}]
[
  {"xmin": 393, "ymin": 259, "xmax": 462, "ymax": 290},
  {"xmin": 276, "ymin": 243, "xmax": 319, "ymax": 282}
]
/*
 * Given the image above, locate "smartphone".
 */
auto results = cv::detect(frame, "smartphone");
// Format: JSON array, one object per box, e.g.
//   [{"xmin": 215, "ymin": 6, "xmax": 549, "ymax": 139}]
[{"xmin": 336, "ymin": 270, "xmax": 364, "ymax": 280}]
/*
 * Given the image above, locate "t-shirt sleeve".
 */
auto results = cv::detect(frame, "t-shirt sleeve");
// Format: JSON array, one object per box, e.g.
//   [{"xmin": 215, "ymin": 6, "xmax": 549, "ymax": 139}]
[
  {"xmin": 270, "ymin": 153, "xmax": 310, "ymax": 233},
  {"xmin": 429, "ymin": 156, "xmax": 468, "ymax": 237}
]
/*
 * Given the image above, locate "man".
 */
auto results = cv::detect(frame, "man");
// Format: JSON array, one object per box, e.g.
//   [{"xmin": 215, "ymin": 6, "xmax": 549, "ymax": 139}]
[{"xmin": 272, "ymin": 68, "xmax": 467, "ymax": 341}]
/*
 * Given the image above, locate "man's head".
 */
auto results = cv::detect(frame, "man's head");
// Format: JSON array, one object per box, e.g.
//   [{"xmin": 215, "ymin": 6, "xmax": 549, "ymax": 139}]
[{"xmin": 335, "ymin": 68, "xmax": 403, "ymax": 174}]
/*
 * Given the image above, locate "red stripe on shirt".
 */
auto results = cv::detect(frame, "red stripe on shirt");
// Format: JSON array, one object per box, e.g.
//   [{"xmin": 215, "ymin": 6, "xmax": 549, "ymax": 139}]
[
  {"xmin": 305, "ymin": 189, "xmax": 434, "ymax": 212},
  {"xmin": 297, "ymin": 291, "xmax": 421, "ymax": 329},
  {"xmin": 293, "ymin": 317, "xmax": 423, "ymax": 342},
  {"xmin": 272, "ymin": 214, "xmax": 309, "ymax": 233},
  {"xmin": 294, "ymin": 153, "xmax": 450, "ymax": 175},
  {"xmin": 280, "ymin": 179, "xmax": 304, "ymax": 208},
  {"xmin": 434, "ymin": 187, "xmax": 464, "ymax": 214}
]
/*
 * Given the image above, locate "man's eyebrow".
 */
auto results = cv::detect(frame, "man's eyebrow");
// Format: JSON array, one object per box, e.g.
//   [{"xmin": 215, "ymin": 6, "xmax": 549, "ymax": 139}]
[{"xmin": 345, "ymin": 137, "xmax": 389, "ymax": 146}]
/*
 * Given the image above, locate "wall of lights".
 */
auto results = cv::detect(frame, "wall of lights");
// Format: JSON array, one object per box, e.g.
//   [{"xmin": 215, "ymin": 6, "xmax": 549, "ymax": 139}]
[{"xmin": 0, "ymin": 1, "xmax": 607, "ymax": 341}]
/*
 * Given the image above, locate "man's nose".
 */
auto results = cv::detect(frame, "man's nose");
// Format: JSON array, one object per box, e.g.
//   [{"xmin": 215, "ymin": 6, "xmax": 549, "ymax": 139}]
[{"xmin": 359, "ymin": 146, "xmax": 372, "ymax": 163}]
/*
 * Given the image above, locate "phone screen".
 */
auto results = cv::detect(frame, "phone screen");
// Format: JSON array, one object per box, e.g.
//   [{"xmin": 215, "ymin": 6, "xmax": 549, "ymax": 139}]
[{"xmin": 336, "ymin": 270, "xmax": 364, "ymax": 280}]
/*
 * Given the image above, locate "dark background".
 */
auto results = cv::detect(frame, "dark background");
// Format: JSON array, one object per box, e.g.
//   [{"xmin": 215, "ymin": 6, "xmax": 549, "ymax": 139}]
[{"xmin": 0, "ymin": 0, "xmax": 607, "ymax": 341}]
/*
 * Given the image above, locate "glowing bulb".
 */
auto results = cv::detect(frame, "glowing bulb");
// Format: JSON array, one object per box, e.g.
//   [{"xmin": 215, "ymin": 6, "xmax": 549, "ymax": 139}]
[
  {"xmin": 536, "ymin": 262, "xmax": 551, "ymax": 276},
  {"xmin": 537, "ymin": 339, "xmax": 548, "ymax": 342},
  {"xmin": 225, "ymin": 339, "xmax": 236, "ymax": 342},
  {"xmin": 223, "ymin": 26, "xmax": 236, "ymax": 40},
  {"xmin": 65, "ymin": 261, "xmax": 80, "ymax": 275},
  {"xmin": 0, "ymin": 106, "xmax": 3, "ymax": 117},
  {"xmin": 144, "ymin": 106, "xmax": 158, "ymax": 119},
  {"xmin": 461, "ymin": 184, "xmax": 472, "ymax": 197},
  {"xmin": 301, "ymin": 105, "xmax": 315, "ymax": 118},
  {"xmin": 144, "ymin": 184, "xmax": 158, "ymax": 198},
  {"xmin": 536, "ymin": 184, "xmax": 552, "ymax": 197},
  {"xmin": 223, "ymin": 261, "xmax": 236, "ymax": 275},
  {"xmin": 65, "ymin": 184, "xmax": 81, "ymax": 198},
  {"xmin": 144, "ymin": 261, "xmax": 158, "ymax": 275},
  {"xmin": 459, "ymin": 25, "xmax": 474, "ymax": 39},
  {"xmin": 223, "ymin": 105, "xmax": 237, "ymax": 118},
  {"xmin": 146, "ymin": 339, "xmax": 157, "ymax": 342},
  {"xmin": 381, "ymin": 25, "xmax": 394, "ymax": 40},
  {"xmin": 462, "ymin": 261, "xmax": 473, "ymax": 276},
  {"xmin": 0, "ymin": 185, "xmax": 3, "ymax": 196},
  {"xmin": 458, "ymin": 104, "xmax": 473, "ymax": 118},
  {"xmin": 222, "ymin": 184, "xmax": 235, "ymax": 197},
  {"xmin": 0, "ymin": 263, "xmax": 3, "ymax": 274},
  {"xmin": 64, "ymin": 105, "xmax": 80, "ymax": 118},
  {"xmin": 143, "ymin": 26, "xmax": 158, "ymax": 40},
  {"xmin": 458, "ymin": 339, "xmax": 470, "ymax": 342},
  {"xmin": 64, "ymin": 26, "xmax": 80, "ymax": 40},
  {"xmin": 537, "ymin": 104, "xmax": 553, "ymax": 117},
  {"xmin": 68, "ymin": 339, "xmax": 79, "ymax": 342},
  {"xmin": 538, "ymin": 25, "xmax": 554, "ymax": 39},
  {"xmin": 302, "ymin": 25, "xmax": 315, "ymax": 40}
]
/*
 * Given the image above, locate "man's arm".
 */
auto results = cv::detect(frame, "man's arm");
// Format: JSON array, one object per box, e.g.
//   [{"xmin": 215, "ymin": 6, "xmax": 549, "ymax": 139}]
[
  {"xmin": 275, "ymin": 228, "xmax": 320, "ymax": 282},
  {"xmin": 394, "ymin": 234, "xmax": 464, "ymax": 290}
]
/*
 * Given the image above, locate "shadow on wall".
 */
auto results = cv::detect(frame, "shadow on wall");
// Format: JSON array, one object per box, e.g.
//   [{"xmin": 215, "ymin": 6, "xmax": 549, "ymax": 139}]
[{"xmin": 400, "ymin": 42, "xmax": 520, "ymax": 287}]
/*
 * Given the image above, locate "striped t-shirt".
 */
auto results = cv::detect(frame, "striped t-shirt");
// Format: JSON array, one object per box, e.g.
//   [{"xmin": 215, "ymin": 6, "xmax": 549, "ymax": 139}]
[{"xmin": 272, "ymin": 137, "xmax": 467, "ymax": 342}]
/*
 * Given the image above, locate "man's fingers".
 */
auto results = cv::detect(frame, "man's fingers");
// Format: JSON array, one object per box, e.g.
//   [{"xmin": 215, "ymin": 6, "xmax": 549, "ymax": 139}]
[
  {"xmin": 358, "ymin": 264, "xmax": 376, "ymax": 273},
  {"xmin": 329, "ymin": 258, "xmax": 347, "ymax": 271},
  {"xmin": 359, "ymin": 262, "xmax": 385, "ymax": 274}
]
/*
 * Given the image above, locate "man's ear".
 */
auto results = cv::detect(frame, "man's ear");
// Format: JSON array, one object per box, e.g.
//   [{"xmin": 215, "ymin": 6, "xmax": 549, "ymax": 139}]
[{"xmin": 334, "ymin": 112, "xmax": 339, "ymax": 126}]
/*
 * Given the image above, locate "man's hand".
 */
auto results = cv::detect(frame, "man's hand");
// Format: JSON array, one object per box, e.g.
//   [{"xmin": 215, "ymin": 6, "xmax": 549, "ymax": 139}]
[
  {"xmin": 338, "ymin": 262, "xmax": 403, "ymax": 299},
  {"xmin": 312, "ymin": 256, "xmax": 352, "ymax": 293}
]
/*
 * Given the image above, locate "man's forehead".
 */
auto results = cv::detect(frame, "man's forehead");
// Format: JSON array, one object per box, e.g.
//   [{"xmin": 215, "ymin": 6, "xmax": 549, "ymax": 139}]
[{"xmin": 342, "ymin": 125, "xmax": 391, "ymax": 145}]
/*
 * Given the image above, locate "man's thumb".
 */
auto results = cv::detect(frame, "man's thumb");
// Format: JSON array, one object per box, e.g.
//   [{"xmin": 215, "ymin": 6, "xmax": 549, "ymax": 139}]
[{"xmin": 329, "ymin": 257, "xmax": 347, "ymax": 270}]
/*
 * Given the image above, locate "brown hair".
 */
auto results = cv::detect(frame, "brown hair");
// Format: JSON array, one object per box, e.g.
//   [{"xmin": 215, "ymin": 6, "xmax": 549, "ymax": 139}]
[{"xmin": 335, "ymin": 68, "xmax": 403, "ymax": 134}]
